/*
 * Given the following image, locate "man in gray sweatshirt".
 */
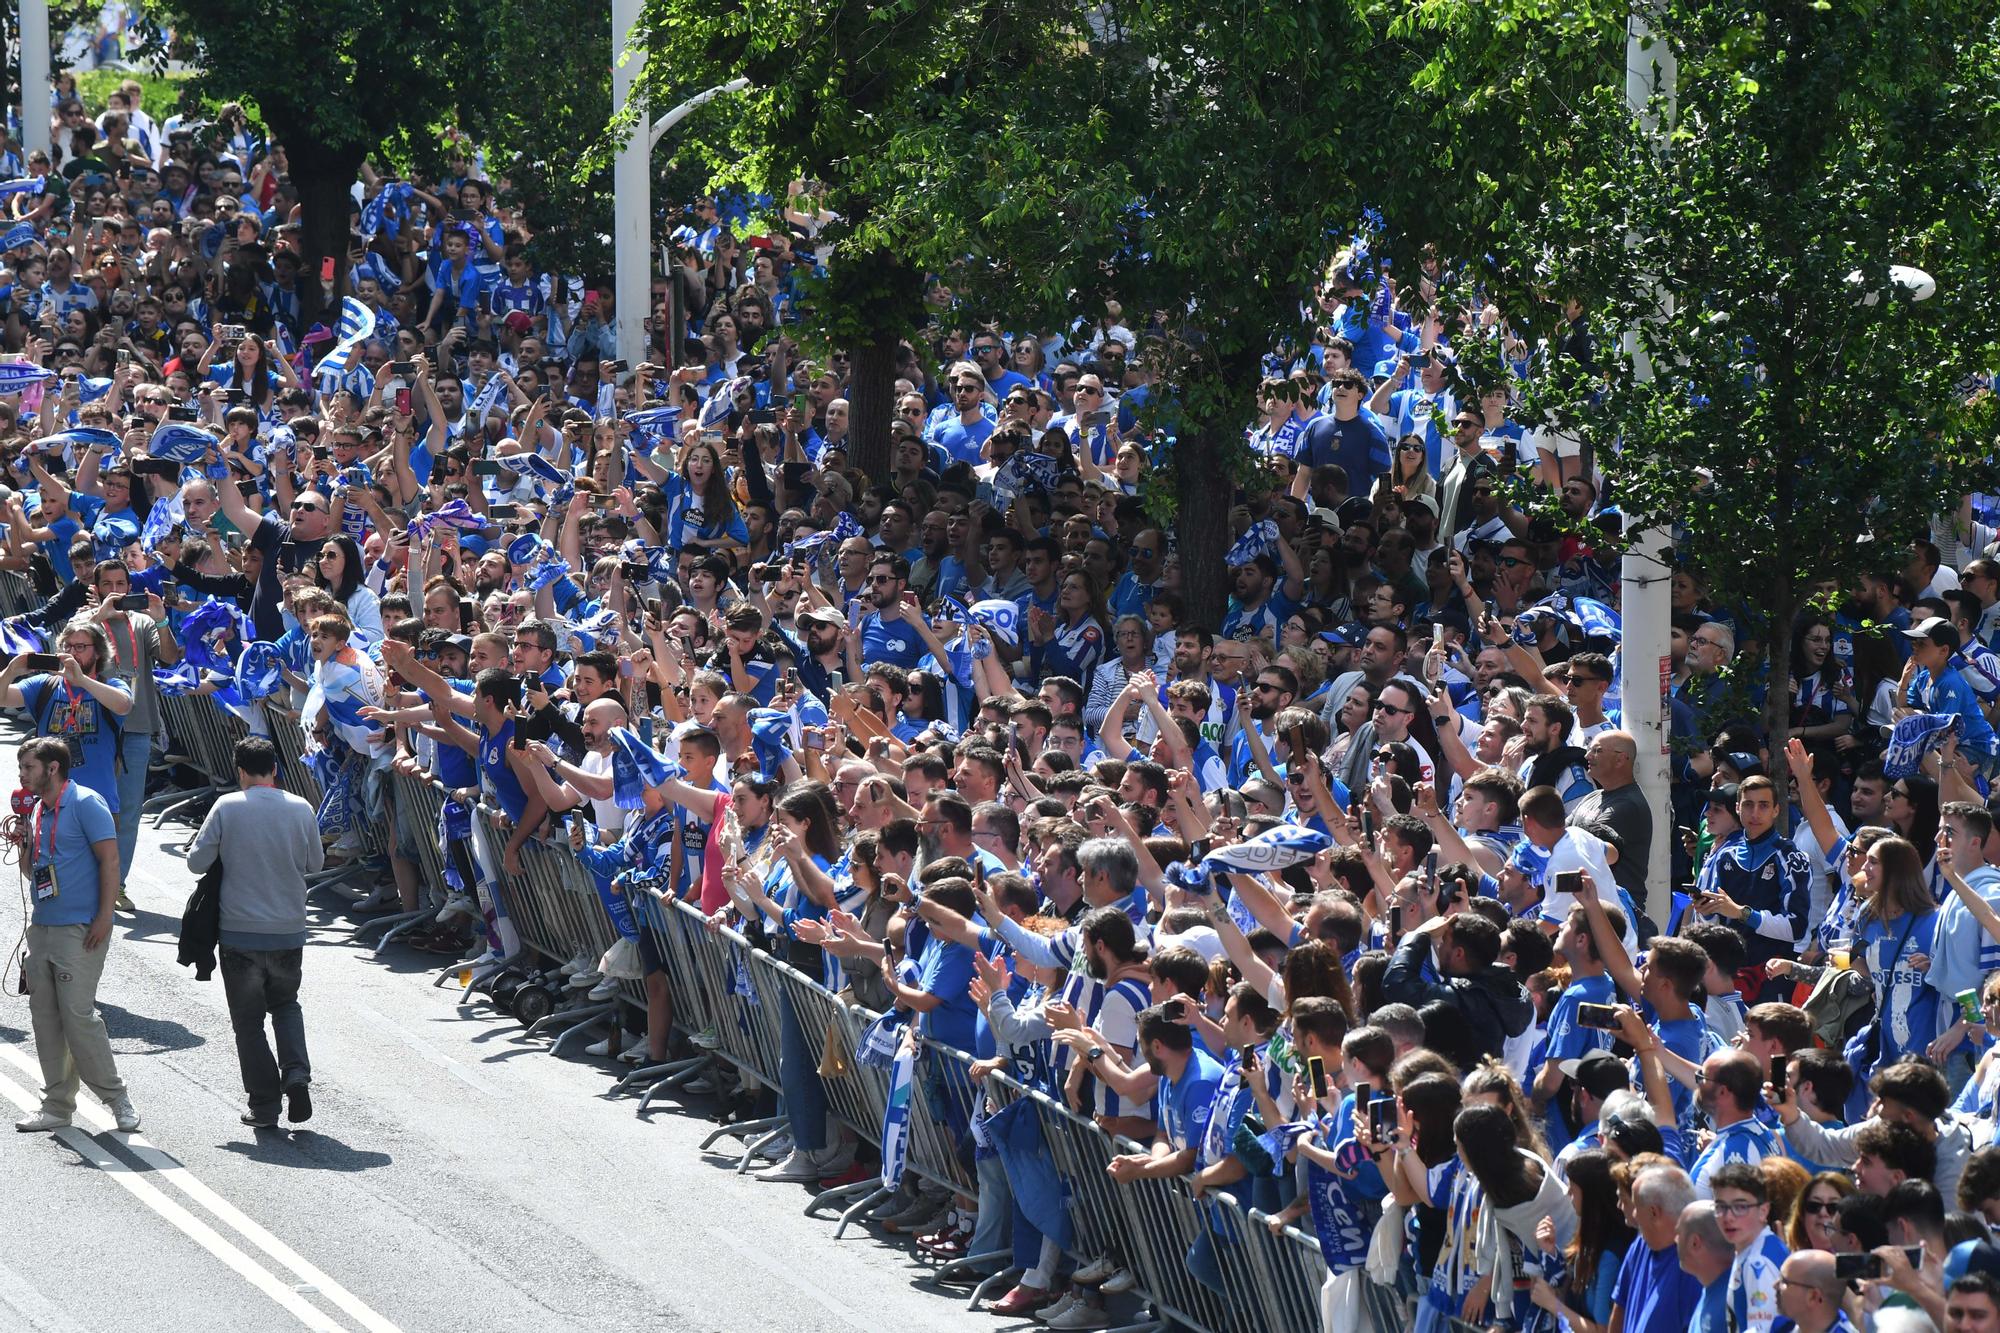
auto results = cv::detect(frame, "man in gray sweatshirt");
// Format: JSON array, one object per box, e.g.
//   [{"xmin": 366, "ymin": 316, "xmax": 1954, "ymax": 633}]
[{"xmin": 187, "ymin": 736, "xmax": 324, "ymax": 1128}]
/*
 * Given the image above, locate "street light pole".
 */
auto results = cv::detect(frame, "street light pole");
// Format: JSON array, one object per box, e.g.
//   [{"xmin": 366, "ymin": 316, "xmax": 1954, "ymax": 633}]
[
  {"xmin": 1620, "ymin": 5, "xmax": 1677, "ymax": 929},
  {"xmin": 20, "ymin": 0, "xmax": 51, "ymax": 161},
  {"xmin": 610, "ymin": 0, "xmax": 752, "ymax": 373},
  {"xmin": 611, "ymin": 0, "xmax": 649, "ymax": 368}
]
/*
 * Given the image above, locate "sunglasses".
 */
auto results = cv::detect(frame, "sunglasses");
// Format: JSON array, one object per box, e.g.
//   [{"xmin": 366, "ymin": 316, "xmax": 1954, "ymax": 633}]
[
  {"xmin": 1800, "ymin": 1199, "xmax": 1841, "ymax": 1215},
  {"xmin": 1372, "ymin": 701, "xmax": 1411, "ymax": 716}
]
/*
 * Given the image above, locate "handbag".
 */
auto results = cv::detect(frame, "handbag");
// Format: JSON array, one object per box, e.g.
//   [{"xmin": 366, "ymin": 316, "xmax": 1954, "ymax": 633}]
[{"xmin": 1843, "ymin": 910, "xmax": 1919, "ymax": 1081}]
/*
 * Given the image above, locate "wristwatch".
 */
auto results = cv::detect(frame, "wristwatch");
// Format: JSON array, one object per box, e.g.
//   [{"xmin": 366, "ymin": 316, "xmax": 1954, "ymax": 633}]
[{"xmin": 1085, "ymin": 1046, "xmax": 1104, "ymax": 1065}]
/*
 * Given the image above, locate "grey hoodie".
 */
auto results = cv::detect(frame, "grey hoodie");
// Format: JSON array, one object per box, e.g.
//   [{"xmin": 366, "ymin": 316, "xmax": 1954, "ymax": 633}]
[{"xmin": 1781, "ymin": 1108, "xmax": 1975, "ymax": 1205}]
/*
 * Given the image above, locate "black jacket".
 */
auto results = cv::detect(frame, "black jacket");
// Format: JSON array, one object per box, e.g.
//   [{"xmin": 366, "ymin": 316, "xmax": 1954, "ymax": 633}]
[
  {"xmin": 178, "ymin": 859, "xmax": 223, "ymax": 981},
  {"xmin": 1381, "ymin": 933, "xmax": 1533, "ymax": 1068}
]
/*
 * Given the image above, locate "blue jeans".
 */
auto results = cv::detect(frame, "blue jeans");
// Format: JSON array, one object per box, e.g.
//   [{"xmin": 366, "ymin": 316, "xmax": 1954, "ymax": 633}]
[
  {"xmin": 969, "ymin": 1147, "xmax": 1012, "ymax": 1259},
  {"xmin": 114, "ymin": 728, "xmax": 151, "ymax": 885},
  {"xmin": 1187, "ymin": 1189, "xmax": 1245, "ymax": 1301},
  {"xmin": 220, "ymin": 945, "xmax": 309, "ymax": 1118},
  {"xmin": 777, "ymin": 988, "xmax": 828, "ymax": 1153}
]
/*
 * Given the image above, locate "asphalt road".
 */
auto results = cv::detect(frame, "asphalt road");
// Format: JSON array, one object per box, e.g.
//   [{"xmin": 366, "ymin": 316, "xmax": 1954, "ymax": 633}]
[{"xmin": 0, "ymin": 728, "xmax": 994, "ymax": 1333}]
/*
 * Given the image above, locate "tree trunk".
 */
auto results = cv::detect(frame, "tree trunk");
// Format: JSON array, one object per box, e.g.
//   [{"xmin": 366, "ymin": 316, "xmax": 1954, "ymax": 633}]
[
  {"xmin": 848, "ymin": 330, "xmax": 898, "ymax": 480},
  {"xmin": 1765, "ymin": 523, "xmax": 1798, "ymax": 824},
  {"xmin": 286, "ymin": 147, "xmax": 367, "ymax": 334},
  {"xmin": 1175, "ymin": 419, "xmax": 1233, "ymax": 630}
]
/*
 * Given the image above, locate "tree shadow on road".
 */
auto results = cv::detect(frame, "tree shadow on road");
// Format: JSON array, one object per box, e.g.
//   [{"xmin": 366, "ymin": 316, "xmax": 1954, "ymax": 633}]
[{"xmin": 217, "ymin": 1128, "xmax": 393, "ymax": 1172}]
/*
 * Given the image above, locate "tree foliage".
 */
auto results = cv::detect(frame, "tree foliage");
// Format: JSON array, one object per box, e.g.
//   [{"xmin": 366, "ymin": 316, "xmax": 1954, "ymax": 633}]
[
  {"xmin": 1412, "ymin": 0, "xmax": 2000, "ymax": 792},
  {"xmin": 134, "ymin": 0, "xmax": 489, "ymax": 324},
  {"xmin": 856, "ymin": 1, "xmax": 1434, "ymax": 623}
]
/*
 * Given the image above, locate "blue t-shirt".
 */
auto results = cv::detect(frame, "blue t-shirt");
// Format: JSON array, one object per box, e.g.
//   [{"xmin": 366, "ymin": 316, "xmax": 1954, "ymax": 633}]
[
  {"xmin": 1537, "ymin": 972, "xmax": 1617, "ymax": 1147},
  {"xmin": 1297, "ymin": 409, "xmax": 1392, "ymax": 489},
  {"xmin": 1611, "ymin": 1240, "xmax": 1703, "ymax": 1333},
  {"xmin": 19, "ymin": 675, "xmax": 129, "ymax": 812},
  {"xmin": 477, "ymin": 719, "xmax": 529, "ymax": 821},
  {"xmin": 28, "ymin": 781, "xmax": 116, "ymax": 926},
  {"xmin": 1154, "ymin": 1047, "xmax": 1225, "ymax": 1154},
  {"xmin": 930, "ymin": 414, "xmax": 996, "ymax": 467},
  {"xmin": 917, "ymin": 939, "xmax": 979, "ymax": 1052},
  {"xmin": 860, "ymin": 611, "xmax": 928, "ymax": 669}
]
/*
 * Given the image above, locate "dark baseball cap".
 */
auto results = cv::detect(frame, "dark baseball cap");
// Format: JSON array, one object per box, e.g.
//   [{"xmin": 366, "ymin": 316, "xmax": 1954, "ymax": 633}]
[{"xmin": 1559, "ymin": 1048, "xmax": 1632, "ymax": 1099}]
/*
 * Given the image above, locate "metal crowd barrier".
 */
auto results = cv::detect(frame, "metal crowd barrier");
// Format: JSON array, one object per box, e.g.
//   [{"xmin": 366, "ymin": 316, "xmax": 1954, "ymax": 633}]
[
  {"xmin": 0, "ymin": 567, "xmax": 38, "ymax": 618},
  {"xmin": 142, "ymin": 692, "xmax": 1343, "ymax": 1333},
  {"xmin": 352, "ymin": 769, "xmax": 450, "ymax": 952}
]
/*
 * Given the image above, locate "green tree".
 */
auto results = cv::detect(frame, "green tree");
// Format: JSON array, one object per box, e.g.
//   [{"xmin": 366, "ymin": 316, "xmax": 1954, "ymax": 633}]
[
  {"xmin": 1413, "ymin": 0, "xmax": 2000, "ymax": 798},
  {"xmin": 622, "ymin": 0, "xmax": 996, "ymax": 478},
  {"xmin": 857, "ymin": 1, "xmax": 1432, "ymax": 625},
  {"xmin": 135, "ymin": 0, "xmax": 488, "ymax": 327}
]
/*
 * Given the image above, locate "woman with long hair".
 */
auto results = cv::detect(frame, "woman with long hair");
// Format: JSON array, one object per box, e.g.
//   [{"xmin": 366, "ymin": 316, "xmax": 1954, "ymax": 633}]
[
  {"xmin": 1326, "ymin": 680, "xmax": 1376, "ymax": 772},
  {"xmin": 648, "ymin": 436, "xmax": 747, "ymax": 554},
  {"xmin": 311, "ymin": 533, "xmax": 384, "ymax": 647},
  {"xmin": 1026, "ymin": 567, "xmax": 1112, "ymax": 694},
  {"xmin": 1785, "ymin": 1170, "xmax": 1855, "ymax": 1253},
  {"xmin": 1886, "ymin": 773, "xmax": 1940, "ymax": 865},
  {"xmin": 1789, "ymin": 616, "xmax": 1855, "ymax": 745},
  {"xmin": 1453, "ymin": 1102, "xmax": 1576, "ymax": 1333},
  {"xmin": 1527, "ymin": 1148, "xmax": 1635, "ymax": 1333},
  {"xmin": 1852, "ymin": 835, "xmax": 1944, "ymax": 1080},
  {"xmin": 1373, "ymin": 433, "xmax": 1440, "ymax": 510}
]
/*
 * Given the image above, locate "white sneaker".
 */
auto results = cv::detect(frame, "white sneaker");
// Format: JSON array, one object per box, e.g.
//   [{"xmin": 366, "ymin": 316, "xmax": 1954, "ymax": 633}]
[
  {"xmin": 1037, "ymin": 1290, "xmax": 1081, "ymax": 1323},
  {"xmin": 436, "ymin": 893, "xmax": 479, "ymax": 925},
  {"xmin": 584, "ymin": 1035, "xmax": 620, "ymax": 1058},
  {"xmin": 14, "ymin": 1111, "xmax": 69, "ymax": 1133},
  {"xmin": 559, "ymin": 949, "xmax": 591, "ymax": 978},
  {"xmin": 756, "ymin": 1149, "xmax": 822, "ymax": 1183},
  {"xmin": 567, "ymin": 969, "xmax": 602, "ymax": 991},
  {"xmin": 587, "ymin": 976, "xmax": 620, "ymax": 1002},
  {"xmin": 756, "ymin": 1132, "xmax": 794, "ymax": 1163},
  {"xmin": 690, "ymin": 1025, "xmax": 721, "ymax": 1050},
  {"xmin": 813, "ymin": 1139, "xmax": 857, "ymax": 1174},
  {"xmin": 682, "ymin": 1075, "xmax": 716, "ymax": 1095},
  {"xmin": 1098, "ymin": 1268, "xmax": 1135, "ymax": 1295},
  {"xmin": 109, "ymin": 1100, "xmax": 141, "ymax": 1134},
  {"xmin": 1071, "ymin": 1256, "xmax": 1118, "ymax": 1286},
  {"xmin": 1045, "ymin": 1300, "xmax": 1111, "ymax": 1330}
]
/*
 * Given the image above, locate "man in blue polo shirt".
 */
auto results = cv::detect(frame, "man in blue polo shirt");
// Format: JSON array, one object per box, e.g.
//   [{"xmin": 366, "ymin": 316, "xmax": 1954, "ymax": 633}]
[{"xmin": 13, "ymin": 735, "xmax": 139, "ymax": 1134}]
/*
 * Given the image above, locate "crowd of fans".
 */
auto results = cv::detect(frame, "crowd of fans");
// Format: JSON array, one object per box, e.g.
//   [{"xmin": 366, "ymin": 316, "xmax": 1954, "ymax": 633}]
[{"xmin": 10, "ymin": 76, "xmax": 2000, "ymax": 1333}]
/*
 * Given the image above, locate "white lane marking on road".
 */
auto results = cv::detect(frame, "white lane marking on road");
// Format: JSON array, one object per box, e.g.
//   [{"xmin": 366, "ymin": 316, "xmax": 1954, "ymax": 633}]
[
  {"xmin": 705, "ymin": 1225, "xmax": 871, "ymax": 1331},
  {"xmin": 0, "ymin": 1044, "xmax": 405, "ymax": 1333},
  {"xmin": 0, "ymin": 1064, "xmax": 347, "ymax": 1332},
  {"xmin": 0, "ymin": 1255, "xmax": 94, "ymax": 1333},
  {"xmin": 352, "ymin": 1002, "xmax": 501, "ymax": 1097}
]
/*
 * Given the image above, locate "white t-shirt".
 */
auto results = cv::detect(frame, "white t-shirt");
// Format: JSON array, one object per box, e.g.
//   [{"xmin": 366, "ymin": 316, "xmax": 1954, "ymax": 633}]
[
  {"xmin": 581, "ymin": 749, "xmax": 626, "ymax": 839},
  {"xmin": 1541, "ymin": 827, "xmax": 1638, "ymax": 954}
]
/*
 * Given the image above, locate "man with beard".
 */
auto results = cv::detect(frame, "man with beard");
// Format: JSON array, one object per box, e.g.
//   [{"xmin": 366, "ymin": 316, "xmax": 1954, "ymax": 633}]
[
  {"xmin": 1228, "ymin": 663, "xmax": 1297, "ymax": 786},
  {"xmin": 1516, "ymin": 694, "xmax": 1592, "ymax": 810},
  {"xmin": 1382, "ymin": 910, "xmax": 1534, "ymax": 1068},
  {"xmin": 852, "ymin": 553, "xmax": 930, "ymax": 671},
  {"xmin": 908, "ymin": 509, "xmax": 951, "ymax": 601},
  {"xmin": 1220, "ymin": 549, "xmax": 1305, "ymax": 647},
  {"xmin": 1110, "ymin": 528, "xmax": 1168, "ymax": 620},
  {"xmin": 785, "ymin": 604, "xmax": 849, "ymax": 702},
  {"xmin": 920, "ymin": 791, "xmax": 1006, "ymax": 878},
  {"xmin": 1318, "ymin": 623, "xmax": 1412, "ymax": 734},
  {"xmin": 219, "ymin": 469, "xmax": 336, "ymax": 640}
]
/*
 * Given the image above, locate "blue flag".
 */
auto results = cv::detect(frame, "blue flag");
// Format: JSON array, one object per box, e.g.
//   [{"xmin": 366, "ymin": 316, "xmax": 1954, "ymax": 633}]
[{"xmin": 878, "ymin": 1046, "xmax": 915, "ymax": 1190}]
